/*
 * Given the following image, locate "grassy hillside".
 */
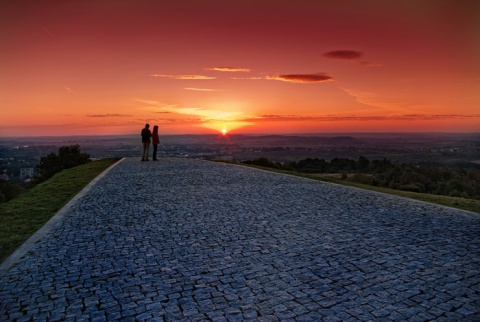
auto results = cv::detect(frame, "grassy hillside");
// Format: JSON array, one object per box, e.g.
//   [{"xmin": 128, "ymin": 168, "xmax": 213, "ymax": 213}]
[{"xmin": 0, "ymin": 158, "xmax": 120, "ymax": 263}]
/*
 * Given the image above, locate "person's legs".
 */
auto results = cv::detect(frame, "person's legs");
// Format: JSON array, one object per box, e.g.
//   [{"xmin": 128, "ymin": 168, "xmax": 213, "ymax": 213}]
[
  {"xmin": 142, "ymin": 142, "xmax": 148, "ymax": 161},
  {"xmin": 153, "ymin": 144, "xmax": 158, "ymax": 160},
  {"xmin": 145, "ymin": 143, "xmax": 150, "ymax": 160}
]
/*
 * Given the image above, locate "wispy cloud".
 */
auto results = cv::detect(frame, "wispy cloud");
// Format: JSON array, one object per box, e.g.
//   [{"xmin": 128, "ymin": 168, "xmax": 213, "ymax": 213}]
[
  {"xmin": 133, "ymin": 98, "xmax": 168, "ymax": 106},
  {"xmin": 230, "ymin": 76, "xmax": 265, "ymax": 80},
  {"xmin": 242, "ymin": 114, "xmax": 480, "ymax": 123},
  {"xmin": 152, "ymin": 117, "xmax": 204, "ymax": 125},
  {"xmin": 151, "ymin": 70, "xmax": 334, "ymax": 84},
  {"xmin": 184, "ymin": 87, "xmax": 219, "ymax": 91},
  {"xmin": 86, "ymin": 113, "xmax": 132, "ymax": 117},
  {"xmin": 243, "ymin": 115, "xmax": 315, "ymax": 122},
  {"xmin": 133, "ymin": 98, "xmax": 241, "ymax": 119},
  {"xmin": 150, "ymin": 74, "xmax": 216, "ymax": 80},
  {"xmin": 204, "ymin": 66, "xmax": 251, "ymax": 72},
  {"xmin": 63, "ymin": 85, "xmax": 74, "ymax": 94},
  {"xmin": 342, "ymin": 88, "xmax": 406, "ymax": 111},
  {"xmin": 394, "ymin": 114, "xmax": 480, "ymax": 120},
  {"xmin": 265, "ymin": 73, "xmax": 333, "ymax": 83}
]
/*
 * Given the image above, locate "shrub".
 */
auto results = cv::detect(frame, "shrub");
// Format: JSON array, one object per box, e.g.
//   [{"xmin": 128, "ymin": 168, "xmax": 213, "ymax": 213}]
[
  {"xmin": 0, "ymin": 183, "xmax": 26, "ymax": 202},
  {"xmin": 349, "ymin": 173, "xmax": 374, "ymax": 185},
  {"xmin": 243, "ymin": 158, "xmax": 277, "ymax": 168},
  {"xmin": 399, "ymin": 183, "xmax": 425, "ymax": 193},
  {"xmin": 35, "ymin": 145, "xmax": 90, "ymax": 183}
]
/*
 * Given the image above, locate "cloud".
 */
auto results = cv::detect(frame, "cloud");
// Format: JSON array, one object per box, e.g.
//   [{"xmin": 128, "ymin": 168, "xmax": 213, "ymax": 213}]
[
  {"xmin": 241, "ymin": 114, "xmax": 480, "ymax": 123},
  {"xmin": 153, "ymin": 117, "xmax": 204, "ymax": 125},
  {"xmin": 151, "ymin": 70, "xmax": 334, "ymax": 83},
  {"xmin": 265, "ymin": 73, "xmax": 333, "ymax": 83},
  {"xmin": 133, "ymin": 98, "xmax": 241, "ymax": 120},
  {"xmin": 341, "ymin": 87, "xmax": 407, "ymax": 111},
  {"xmin": 204, "ymin": 67, "xmax": 251, "ymax": 72},
  {"xmin": 323, "ymin": 50, "xmax": 364, "ymax": 60},
  {"xmin": 150, "ymin": 74, "xmax": 216, "ymax": 80},
  {"xmin": 63, "ymin": 85, "xmax": 74, "ymax": 94},
  {"xmin": 394, "ymin": 114, "xmax": 480, "ymax": 120},
  {"xmin": 184, "ymin": 87, "xmax": 219, "ymax": 91},
  {"xmin": 243, "ymin": 115, "xmax": 313, "ymax": 122},
  {"xmin": 323, "ymin": 50, "xmax": 381, "ymax": 67},
  {"xmin": 133, "ymin": 98, "xmax": 167, "ymax": 106},
  {"xmin": 86, "ymin": 114, "xmax": 131, "ymax": 117},
  {"xmin": 230, "ymin": 76, "xmax": 265, "ymax": 80}
]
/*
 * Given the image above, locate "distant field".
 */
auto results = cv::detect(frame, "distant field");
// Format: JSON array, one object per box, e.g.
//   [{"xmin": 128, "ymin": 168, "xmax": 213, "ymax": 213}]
[
  {"xmin": 228, "ymin": 162, "xmax": 480, "ymax": 214},
  {"xmin": 0, "ymin": 158, "xmax": 120, "ymax": 263}
]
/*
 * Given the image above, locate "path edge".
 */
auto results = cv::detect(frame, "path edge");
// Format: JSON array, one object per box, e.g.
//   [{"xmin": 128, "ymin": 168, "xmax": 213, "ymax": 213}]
[
  {"xmin": 0, "ymin": 158, "xmax": 126, "ymax": 276},
  {"xmin": 214, "ymin": 160, "xmax": 480, "ymax": 216}
]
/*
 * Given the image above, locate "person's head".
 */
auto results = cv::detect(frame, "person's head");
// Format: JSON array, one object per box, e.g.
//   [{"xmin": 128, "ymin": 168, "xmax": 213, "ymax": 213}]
[
  {"xmin": 145, "ymin": 123, "xmax": 150, "ymax": 128},
  {"xmin": 153, "ymin": 125, "xmax": 158, "ymax": 132}
]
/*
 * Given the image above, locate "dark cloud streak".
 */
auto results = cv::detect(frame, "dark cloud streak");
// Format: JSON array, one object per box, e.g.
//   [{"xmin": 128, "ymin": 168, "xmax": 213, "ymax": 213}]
[
  {"xmin": 266, "ymin": 74, "xmax": 333, "ymax": 83},
  {"xmin": 323, "ymin": 50, "xmax": 364, "ymax": 60}
]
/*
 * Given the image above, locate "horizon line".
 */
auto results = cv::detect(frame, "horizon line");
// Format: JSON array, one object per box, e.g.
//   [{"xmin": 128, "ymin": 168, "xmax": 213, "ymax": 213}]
[{"xmin": 1, "ymin": 131, "xmax": 480, "ymax": 139}]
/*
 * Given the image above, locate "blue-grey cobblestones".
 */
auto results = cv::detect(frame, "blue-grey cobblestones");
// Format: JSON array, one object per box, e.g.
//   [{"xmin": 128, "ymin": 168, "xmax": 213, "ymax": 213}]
[{"xmin": 1, "ymin": 157, "xmax": 479, "ymax": 321}]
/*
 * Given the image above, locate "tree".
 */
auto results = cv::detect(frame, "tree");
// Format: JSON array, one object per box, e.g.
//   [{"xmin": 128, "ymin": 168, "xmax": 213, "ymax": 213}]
[
  {"xmin": 35, "ymin": 145, "xmax": 90, "ymax": 183},
  {"xmin": 357, "ymin": 156, "xmax": 370, "ymax": 171},
  {"xmin": 58, "ymin": 145, "xmax": 90, "ymax": 169},
  {"xmin": 35, "ymin": 152, "xmax": 61, "ymax": 183},
  {"xmin": 296, "ymin": 158, "xmax": 328, "ymax": 173}
]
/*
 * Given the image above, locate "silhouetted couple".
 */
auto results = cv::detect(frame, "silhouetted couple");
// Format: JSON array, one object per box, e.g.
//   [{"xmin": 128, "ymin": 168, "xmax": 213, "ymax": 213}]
[{"xmin": 141, "ymin": 123, "xmax": 160, "ymax": 161}]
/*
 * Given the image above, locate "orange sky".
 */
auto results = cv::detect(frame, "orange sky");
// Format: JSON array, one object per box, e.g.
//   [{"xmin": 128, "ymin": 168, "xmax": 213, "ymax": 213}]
[{"xmin": 1, "ymin": 0, "xmax": 479, "ymax": 136}]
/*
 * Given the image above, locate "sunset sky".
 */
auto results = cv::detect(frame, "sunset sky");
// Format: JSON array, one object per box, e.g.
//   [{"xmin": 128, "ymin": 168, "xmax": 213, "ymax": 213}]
[{"xmin": 1, "ymin": 0, "xmax": 479, "ymax": 136}]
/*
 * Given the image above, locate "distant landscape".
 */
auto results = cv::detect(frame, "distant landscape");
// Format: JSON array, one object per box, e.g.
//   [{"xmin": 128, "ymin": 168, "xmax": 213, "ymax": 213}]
[
  {"xmin": 1, "ymin": 132, "xmax": 479, "ymax": 202},
  {"xmin": 1, "ymin": 132, "xmax": 479, "ymax": 167}
]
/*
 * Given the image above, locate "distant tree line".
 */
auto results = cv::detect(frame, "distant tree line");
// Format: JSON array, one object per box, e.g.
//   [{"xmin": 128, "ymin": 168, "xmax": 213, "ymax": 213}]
[
  {"xmin": 0, "ymin": 145, "xmax": 90, "ymax": 203},
  {"xmin": 243, "ymin": 157, "xmax": 480, "ymax": 199}
]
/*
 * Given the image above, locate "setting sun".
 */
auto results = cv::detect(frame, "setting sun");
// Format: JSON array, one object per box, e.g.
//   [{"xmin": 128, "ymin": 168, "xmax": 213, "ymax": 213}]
[{"xmin": 221, "ymin": 128, "xmax": 227, "ymax": 135}]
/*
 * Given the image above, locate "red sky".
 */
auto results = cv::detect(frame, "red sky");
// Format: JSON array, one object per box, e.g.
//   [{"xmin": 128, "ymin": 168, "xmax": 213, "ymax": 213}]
[{"xmin": 1, "ymin": 0, "xmax": 479, "ymax": 136}]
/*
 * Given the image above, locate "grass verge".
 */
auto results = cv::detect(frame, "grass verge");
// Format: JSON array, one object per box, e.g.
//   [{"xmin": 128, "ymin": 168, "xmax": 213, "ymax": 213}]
[
  {"xmin": 0, "ymin": 158, "xmax": 120, "ymax": 263},
  {"xmin": 221, "ymin": 161, "xmax": 480, "ymax": 214}
]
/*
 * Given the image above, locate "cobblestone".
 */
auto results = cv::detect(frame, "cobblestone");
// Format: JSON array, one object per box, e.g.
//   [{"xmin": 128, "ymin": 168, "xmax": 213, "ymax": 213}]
[{"xmin": 1, "ymin": 157, "xmax": 479, "ymax": 321}]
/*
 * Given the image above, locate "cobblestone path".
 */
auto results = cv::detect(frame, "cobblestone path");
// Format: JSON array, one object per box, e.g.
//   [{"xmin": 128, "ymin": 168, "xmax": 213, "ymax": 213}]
[{"xmin": 1, "ymin": 157, "xmax": 479, "ymax": 321}]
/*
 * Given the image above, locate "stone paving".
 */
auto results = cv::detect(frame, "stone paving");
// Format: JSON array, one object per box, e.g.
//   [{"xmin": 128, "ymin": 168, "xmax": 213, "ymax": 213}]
[{"xmin": 1, "ymin": 157, "xmax": 479, "ymax": 321}]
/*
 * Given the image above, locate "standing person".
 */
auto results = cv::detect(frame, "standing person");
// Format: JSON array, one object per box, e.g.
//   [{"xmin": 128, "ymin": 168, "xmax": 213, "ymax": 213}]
[
  {"xmin": 151, "ymin": 125, "xmax": 160, "ymax": 161},
  {"xmin": 141, "ymin": 123, "xmax": 152, "ymax": 161}
]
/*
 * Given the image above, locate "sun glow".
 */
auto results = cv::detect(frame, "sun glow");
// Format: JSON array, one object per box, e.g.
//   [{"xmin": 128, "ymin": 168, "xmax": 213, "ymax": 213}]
[{"xmin": 198, "ymin": 118, "xmax": 253, "ymax": 134}]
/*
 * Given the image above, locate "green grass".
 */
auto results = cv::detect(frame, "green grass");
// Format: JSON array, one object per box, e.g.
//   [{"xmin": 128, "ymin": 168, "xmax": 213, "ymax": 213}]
[
  {"xmin": 220, "ymin": 161, "xmax": 480, "ymax": 214},
  {"xmin": 0, "ymin": 158, "xmax": 120, "ymax": 263}
]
